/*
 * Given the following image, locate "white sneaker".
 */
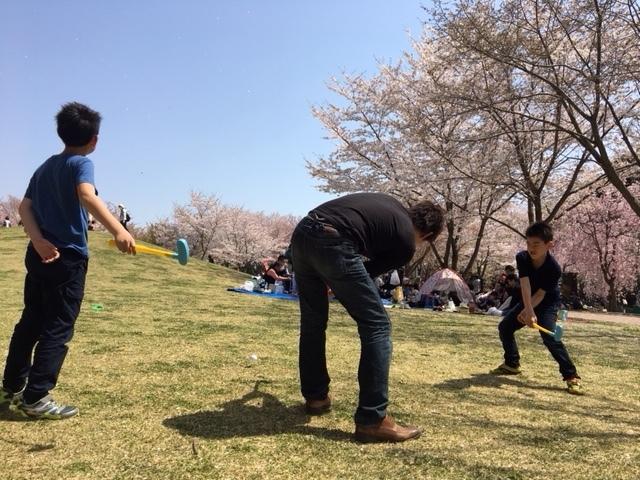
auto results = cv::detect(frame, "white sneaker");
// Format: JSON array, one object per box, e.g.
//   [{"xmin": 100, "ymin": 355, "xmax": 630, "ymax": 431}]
[{"xmin": 15, "ymin": 394, "xmax": 79, "ymax": 420}]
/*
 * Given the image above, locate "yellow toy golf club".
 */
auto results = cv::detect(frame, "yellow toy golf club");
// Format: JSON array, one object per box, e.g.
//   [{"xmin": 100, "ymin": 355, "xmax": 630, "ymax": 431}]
[
  {"xmin": 108, "ymin": 239, "xmax": 189, "ymax": 265},
  {"xmin": 531, "ymin": 322, "xmax": 564, "ymax": 341},
  {"xmin": 521, "ymin": 308, "xmax": 566, "ymax": 342}
]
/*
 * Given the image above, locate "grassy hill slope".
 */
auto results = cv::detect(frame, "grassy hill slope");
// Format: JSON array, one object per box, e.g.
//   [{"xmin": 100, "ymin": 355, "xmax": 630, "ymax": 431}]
[{"xmin": 1, "ymin": 229, "xmax": 638, "ymax": 480}]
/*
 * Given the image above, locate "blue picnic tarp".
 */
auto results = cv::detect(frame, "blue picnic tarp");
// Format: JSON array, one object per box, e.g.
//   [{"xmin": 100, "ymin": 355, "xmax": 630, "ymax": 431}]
[
  {"xmin": 227, "ymin": 287, "xmax": 393, "ymax": 306},
  {"xmin": 227, "ymin": 288, "xmax": 299, "ymax": 301}
]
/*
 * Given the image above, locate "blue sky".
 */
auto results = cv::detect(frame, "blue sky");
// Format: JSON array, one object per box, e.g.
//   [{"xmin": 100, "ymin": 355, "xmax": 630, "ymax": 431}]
[{"xmin": 0, "ymin": 1, "xmax": 426, "ymax": 224}]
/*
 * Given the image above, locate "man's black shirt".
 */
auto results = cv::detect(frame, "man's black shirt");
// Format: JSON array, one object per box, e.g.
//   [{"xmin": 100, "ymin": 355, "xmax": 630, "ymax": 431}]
[{"xmin": 310, "ymin": 193, "xmax": 415, "ymax": 277}]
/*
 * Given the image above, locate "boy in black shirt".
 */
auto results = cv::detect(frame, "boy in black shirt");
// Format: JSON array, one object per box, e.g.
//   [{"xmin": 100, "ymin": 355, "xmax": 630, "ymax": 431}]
[
  {"xmin": 290, "ymin": 193, "xmax": 444, "ymax": 442},
  {"xmin": 490, "ymin": 222, "xmax": 583, "ymax": 395}
]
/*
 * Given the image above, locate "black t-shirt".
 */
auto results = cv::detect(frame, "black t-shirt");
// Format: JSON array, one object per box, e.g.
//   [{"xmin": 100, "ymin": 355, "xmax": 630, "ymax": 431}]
[
  {"xmin": 515, "ymin": 250, "xmax": 561, "ymax": 306},
  {"xmin": 506, "ymin": 282, "xmax": 522, "ymax": 304},
  {"xmin": 263, "ymin": 264, "xmax": 289, "ymax": 285},
  {"xmin": 310, "ymin": 193, "xmax": 415, "ymax": 278}
]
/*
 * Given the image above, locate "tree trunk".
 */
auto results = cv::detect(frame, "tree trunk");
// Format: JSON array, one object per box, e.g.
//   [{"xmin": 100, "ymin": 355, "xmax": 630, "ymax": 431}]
[{"xmin": 606, "ymin": 279, "xmax": 619, "ymax": 312}]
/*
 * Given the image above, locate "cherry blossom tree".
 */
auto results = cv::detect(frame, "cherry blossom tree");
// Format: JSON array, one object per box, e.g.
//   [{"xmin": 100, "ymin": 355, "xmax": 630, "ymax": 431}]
[
  {"xmin": 403, "ymin": 12, "xmax": 611, "ymax": 231},
  {"xmin": 310, "ymin": 67, "xmax": 518, "ymax": 277},
  {"xmin": 173, "ymin": 191, "xmax": 225, "ymax": 260},
  {"xmin": 211, "ymin": 207, "xmax": 298, "ymax": 271},
  {"xmin": 140, "ymin": 193, "xmax": 299, "ymax": 272},
  {"xmin": 0, "ymin": 195, "xmax": 21, "ymax": 224},
  {"xmin": 555, "ymin": 186, "xmax": 640, "ymax": 311},
  {"xmin": 431, "ymin": 0, "xmax": 640, "ymax": 217},
  {"xmin": 139, "ymin": 217, "xmax": 180, "ymax": 250},
  {"xmin": 309, "ymin": 25, "xmax": 599, "ymax": 276}
]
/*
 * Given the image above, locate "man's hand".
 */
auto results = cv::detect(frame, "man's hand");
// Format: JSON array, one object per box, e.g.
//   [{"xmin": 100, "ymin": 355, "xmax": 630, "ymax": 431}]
[
  {"xmin": 32, "ymin": 237, "xmax": 60, "ymax": 263},
  {"xmin": 114, "ymin": 230, "xmax": 136, "ymax": 254},
  {"xmin": 517, "ymin": 308, "xmax": 537, "ymax": 328}
]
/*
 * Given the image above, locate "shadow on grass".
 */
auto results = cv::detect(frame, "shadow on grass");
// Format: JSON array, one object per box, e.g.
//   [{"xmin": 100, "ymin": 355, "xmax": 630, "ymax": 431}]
[
  {"xmin": 0, "ymin": 435, "xmax": 56, "ymax": 452},
  {"xmin": 434, "ymin": 373, "xmax": 566, "ymax": 393},
  {"xmin": 0, "ymin": 405, "xmax": 36, "ymax": 423},
  {"xmin": 435, "ymin": 373, "xmax": 640, "ymax": 411},
  {"xmin": 461, "ymin": 414, "xmax": 640, "ymax": 442},
  {"xmin": 163, "ymin": 381, "xmax": 352, "ymax": 442},
  {"xmin": 433, "ymin": 374, "xmax": 640, "ymax": 429}
]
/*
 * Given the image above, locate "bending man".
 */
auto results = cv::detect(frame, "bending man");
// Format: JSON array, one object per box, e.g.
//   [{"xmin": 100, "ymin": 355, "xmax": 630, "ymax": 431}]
[{"xmin": 289, "ymin": 193, "xmax": 444, "ymax": 442}]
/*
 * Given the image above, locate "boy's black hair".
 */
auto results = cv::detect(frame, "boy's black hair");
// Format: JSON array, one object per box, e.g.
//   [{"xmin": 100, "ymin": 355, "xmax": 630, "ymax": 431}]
[
  {"xmin": 276, "ymin": 255, "xmax": 287, "ymax": 262},
  {"xmin": 408, "ymin": 200, "xmax": 445, "ymax": 241},
  {"xmin": 504, "ymin": 265, "xmax": 515, "ymax": 273},
  {"xmin": 525, "ymin": 221, "xmax": 554, "ymax": 242},
  {"xmin": 56, "ymin": 102, "xmax": 101, "ymax": 147}
]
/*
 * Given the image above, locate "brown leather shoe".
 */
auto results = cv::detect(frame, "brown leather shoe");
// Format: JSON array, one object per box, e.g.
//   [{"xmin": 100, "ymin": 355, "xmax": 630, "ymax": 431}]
[
  {"xmin": 304, "ymin": 394, "xmax": 332, "ymax": 415},
  {"xmin": 354, "ymin": 415, "xmax": 421, "ymax": 443}
]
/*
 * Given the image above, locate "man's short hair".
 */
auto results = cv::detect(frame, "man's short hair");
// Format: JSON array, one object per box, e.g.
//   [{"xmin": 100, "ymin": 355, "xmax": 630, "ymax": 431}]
[
  {"xmin": 525, "ymin": 221, "xmax": 554, "ymax": 242},
  {"xmin": 56, "ymin": 102, "xmax": 101, "ymax": 147},
  {"xmin": 408, "ymin": 200, "xmax": 445, "ymax": 241}
]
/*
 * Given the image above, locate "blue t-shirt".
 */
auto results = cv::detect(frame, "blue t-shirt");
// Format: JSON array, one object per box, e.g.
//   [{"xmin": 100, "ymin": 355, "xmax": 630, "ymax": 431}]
[
  {"xmin": 24, "ymin": 154, "xmax": 95, "ymax": 258},
  {"xmin": 515, "ymin": 250, "xmax": 561, "ymax": 307}
]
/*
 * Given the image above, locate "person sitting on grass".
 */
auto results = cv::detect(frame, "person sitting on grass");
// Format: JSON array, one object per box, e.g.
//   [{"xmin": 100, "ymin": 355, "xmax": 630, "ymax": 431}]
[
  {"xmin": 498, "ymin": 273, "xmax": 522, "ymax": 312},
  {"xmin": 407, "ymin": 284, "xmax": 422, "ymax": 308},
  {"xmin": 433, "ymin": 291, "xmax": 444, "ymax": 308},
  {"xmin": 0, "ymin": 102, "xmax": 136, "ymax": 420},
  {"xmin": 263, "ymin": 255, "xmax": 291, "ymax": 292},
  {"xmin": 490, "ymin": 221, "xmax": 584, "ymax": 395},
  {"xmin": 476, "ymin": 290, "xmax": 499, "ymax": 311}
]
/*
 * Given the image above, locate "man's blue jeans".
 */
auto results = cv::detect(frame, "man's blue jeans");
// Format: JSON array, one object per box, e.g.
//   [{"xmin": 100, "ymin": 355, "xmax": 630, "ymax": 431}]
[
  {"xmin": 290, "ymin": 217, "xmax": 392, "ymax": 425},
  {"xmin": 498, "ymin": 302, "xmax": 579, "ymax": 380}
]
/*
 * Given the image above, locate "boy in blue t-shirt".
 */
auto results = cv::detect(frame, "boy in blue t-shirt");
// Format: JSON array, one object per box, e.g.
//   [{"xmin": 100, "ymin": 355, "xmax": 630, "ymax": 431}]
[
  {"xmin": 490, "ymin": 222, "xmax": 584, "ymax": 395},
  {"xmin": 0, "ymin": 102, "xmax": 136, "ymax": 419}
]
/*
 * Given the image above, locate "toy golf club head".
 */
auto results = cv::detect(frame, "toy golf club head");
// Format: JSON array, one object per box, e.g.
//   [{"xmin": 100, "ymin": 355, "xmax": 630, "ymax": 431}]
[
  {"xmin": 175, "ymin": 238, "xmax": 189, "ymax": 265},
  {"xmin": 553, "ymin": 323, "xmax": 564, "ymax": 342}
]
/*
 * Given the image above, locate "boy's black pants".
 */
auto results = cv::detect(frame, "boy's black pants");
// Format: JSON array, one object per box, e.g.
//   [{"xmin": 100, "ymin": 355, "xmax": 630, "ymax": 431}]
[
  {"xmin": 3, "ymin": 245, "xmax": 87, "ymax": 404},
  {"xmin": 498, "ymin": 302, "xmax": 579, "ymax": 380}
]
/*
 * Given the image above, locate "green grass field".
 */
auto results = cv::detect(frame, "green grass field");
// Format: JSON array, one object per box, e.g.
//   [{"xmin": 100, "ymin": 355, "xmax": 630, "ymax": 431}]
[{"xmin": 1, "ymin": 229, "xmax": 639, "ymax": 479}]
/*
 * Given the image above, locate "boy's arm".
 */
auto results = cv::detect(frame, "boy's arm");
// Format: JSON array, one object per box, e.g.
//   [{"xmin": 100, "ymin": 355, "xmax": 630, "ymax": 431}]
[
  {"xmin": 518, "ymin": 277, "xmax": 537, "ymax": 327},
  {"xmin": 77, "ymin": 183, "xmax": 135, "ymax": 253},
  {"xmin": 266, "ymin": 269, "xmax": 287, "ymax": 281},
  {"xmin": 530, "ymin": 289, "xmax": 546, "ymax": 309},
  {"xmin": 18, "ymin": 197, "xmax": 60, "ymax": 263}
]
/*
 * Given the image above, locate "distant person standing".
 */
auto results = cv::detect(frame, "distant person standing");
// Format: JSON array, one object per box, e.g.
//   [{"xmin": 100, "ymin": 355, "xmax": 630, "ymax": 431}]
[
  {"xmin": 3, "ymin": 216, "xmax": 11, "ymax": 228},
  {"xmin": 118, "ymin": 204, "xmax": 130, "ymax": 231}
]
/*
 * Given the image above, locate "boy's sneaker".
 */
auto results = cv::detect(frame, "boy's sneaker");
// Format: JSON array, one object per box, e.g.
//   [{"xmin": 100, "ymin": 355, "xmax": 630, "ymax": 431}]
[
  {"xmin": 566, "ymin": 378, "xmax": 585, "ymax": 396},
  {"xmin": 0, "ymin": 386, "xmax": 24, "ymax": 408},
  {"xmin": 489, "ymin": 363, "xmax": 522, "ymax": 375},
  {"xmin": 15, "ymin": 394, "xmax": 79, "ymax": 420}
]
